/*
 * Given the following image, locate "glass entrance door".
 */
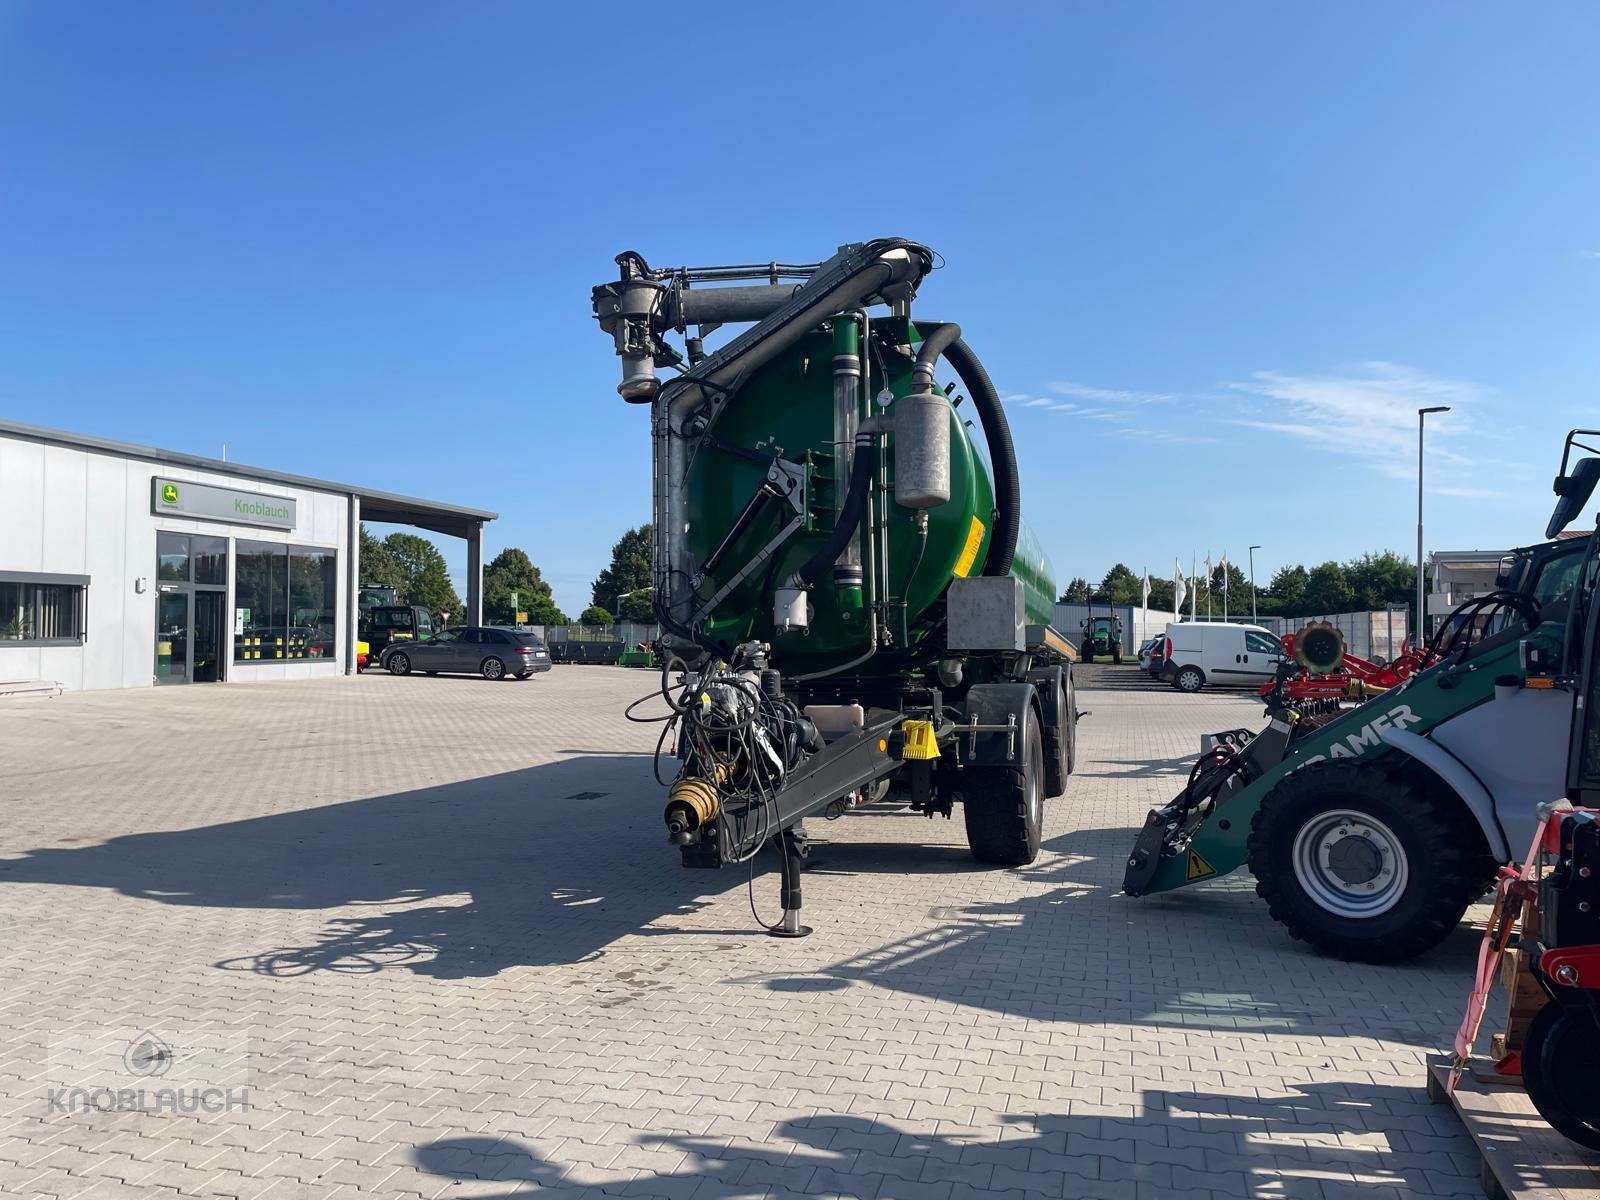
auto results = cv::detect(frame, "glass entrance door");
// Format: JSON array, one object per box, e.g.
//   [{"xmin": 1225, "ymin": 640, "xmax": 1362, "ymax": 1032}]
[
  {"xmin": 155, "ymin": 588, "xmax": 190, "ymax": 684},
  {"xmin": 154, "ymin": 532, "xmax": 229, "ymax": 684},
  {"xmin": 193, "ymin": 592, "xmax": 224, "ymax": 683}
]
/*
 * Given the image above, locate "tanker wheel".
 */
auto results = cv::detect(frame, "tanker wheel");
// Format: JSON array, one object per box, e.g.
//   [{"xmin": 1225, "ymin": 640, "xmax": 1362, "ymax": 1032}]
[
  {"xmin": 1247, "ymin": 761, "xmax": 1489, "ymax": 963},
  {"xmin": 963, "ymin": 708, "xmax": 1044, "ymax": 866},
  {"xmin": 1041, "ymin": 683, "xmax": 1069, "ymax": 798},
  {"xmin": 1064, "ymin": 685, "xmax": 1079, "ymax": 776},
  {"xmin": 1522, "ymin": 1001, "xmax": 1600, "ymax": 1151}
]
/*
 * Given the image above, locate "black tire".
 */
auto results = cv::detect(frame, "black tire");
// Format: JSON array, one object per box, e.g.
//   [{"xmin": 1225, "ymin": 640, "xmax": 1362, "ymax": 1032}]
[
  {"xmin": 1064, "ymin": 686, "xmax": 1078, "ymax": 776},
  {"xmin": 481, "ymin": 656, "xmax": 506, "ymax": 681},
  {"xmin": 1081, "ymin": 651, "xmax": 1093, "ymax": 664},
  {"xmin": 963, "ymin": 708, "xmax": 1044, "ymax": 866},
  {"xmin": 1112, "ymin": 650, "xmax": 1123, "ymax": 665},
  {"xmin": 1041, "ymin": 681, "xmax": 1069, "ymax": 798},
  {"xmin": 1522, "ymin": 1002, "xmax": 1600, "ymax": 1151},
  {"xmin": 1247, "ymin": 761, "xmax": 1489, "ymax": 963},
  {"xmin": 1173, "ymin": 665, "xmax": 1204, "ymax": 692},
  {"xmin": 387, "ymin": 652, "xmax": 411, "ymax": 676}
]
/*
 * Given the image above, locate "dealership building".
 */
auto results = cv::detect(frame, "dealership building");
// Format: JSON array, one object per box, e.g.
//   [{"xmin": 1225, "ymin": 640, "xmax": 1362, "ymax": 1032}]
[{"xmin": 0, "ymin": 419, "xmax": 495, "ymax": 693}]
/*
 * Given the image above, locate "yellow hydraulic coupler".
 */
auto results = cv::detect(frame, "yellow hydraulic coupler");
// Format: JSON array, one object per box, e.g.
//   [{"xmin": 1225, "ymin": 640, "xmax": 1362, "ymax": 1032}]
[{"xmin": 664, "ymin": 777, "xmax": 721, "ymax": 843}]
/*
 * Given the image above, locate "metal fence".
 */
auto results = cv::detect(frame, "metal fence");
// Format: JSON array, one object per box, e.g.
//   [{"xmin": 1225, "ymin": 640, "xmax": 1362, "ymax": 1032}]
[
  {"xmin": 533, "ymin": 623, "xmax": 662, "ymax": 666},
  {"xmin": 1105, "ymin": 606, "xmax": 1410, "ymax": 663}
]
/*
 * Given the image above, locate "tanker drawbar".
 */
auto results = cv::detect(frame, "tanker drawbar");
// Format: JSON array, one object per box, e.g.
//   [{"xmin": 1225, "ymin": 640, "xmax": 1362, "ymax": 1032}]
[{"xmin": 593, "ymin": 239, "xmax": 1079, "ymax": 935}]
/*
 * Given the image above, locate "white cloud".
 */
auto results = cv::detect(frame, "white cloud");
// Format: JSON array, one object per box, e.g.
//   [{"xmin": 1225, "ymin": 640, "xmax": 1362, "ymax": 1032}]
[
  {"xmin": 1109, "ymin": 426, "xmax": 1219, "ymax": 445},
  {"xmin": 1048, "ymin": 381, "xmax": 1176, "ymax": 405},
  {"xmin": 1433, "ymin": 485, "xmax": 1512, "ymax": 499},
  {"xmin": 1581, "ymin": 249, "xmax": 1600, "ymax": 261},
  {"xmin": 1226, "ymin": 362, "xmax": 1496, "ymax": 488}
]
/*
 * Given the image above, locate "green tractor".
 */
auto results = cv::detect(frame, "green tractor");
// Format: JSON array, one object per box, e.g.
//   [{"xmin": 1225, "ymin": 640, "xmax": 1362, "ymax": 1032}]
[
  {"xmin": 1079, "ymin": 612, "xmax": 1124, "ymax": 664},
  {"xmin": 1124, "ymin": 429, "xmax": 1600, "ymax": 964}
]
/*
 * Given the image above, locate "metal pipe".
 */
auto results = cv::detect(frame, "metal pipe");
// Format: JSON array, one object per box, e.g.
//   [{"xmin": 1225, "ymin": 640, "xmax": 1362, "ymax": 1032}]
[{"xmin": 672, "ymin": 284, "xmax": 804, "ymax": 329}]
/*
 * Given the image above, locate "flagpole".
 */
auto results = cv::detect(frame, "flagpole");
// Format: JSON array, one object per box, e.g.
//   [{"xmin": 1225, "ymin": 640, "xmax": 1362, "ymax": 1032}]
[
  {"xmin": 1222, "ymin": 554, "xmax": 1229, "ymax": 621},
  {"xmin": 1190, "ymin": 553, "xmax": 1197, "ymax": 620}
]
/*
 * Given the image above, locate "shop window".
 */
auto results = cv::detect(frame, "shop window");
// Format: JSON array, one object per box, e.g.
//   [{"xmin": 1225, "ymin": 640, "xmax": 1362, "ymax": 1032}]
[
  {"xmin": 289, "ymin": 548, "xmax": 338, "ymax": 660},
  {"xmin": 234, "ymin": 542, "xmax": 288, "ymax": 661},
  {"xmin": 157, "ymin": 532, "xmax": 189, "ymax": 581},
  {"xmin": 193, "ymin": 536, "xmax": 228, "ymax": 585},
  {"xmin": 0, "ymin": 574, "xmax": 88, "ymax": 644},
  {"xmin": 235, "ymin": 542, "xmax": 337, "ymax": 662}
]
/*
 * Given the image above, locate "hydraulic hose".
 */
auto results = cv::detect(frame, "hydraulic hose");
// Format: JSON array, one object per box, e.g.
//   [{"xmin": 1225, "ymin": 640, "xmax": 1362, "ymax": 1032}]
[
  {"xmin": 917, "ymin": 328, "xmax": 1019, "ymax": 578},
  {"xmin": 910, "ymin": 322, "xmax": 963, "ymax": 391},
  {"xmin": 796, "ymin": 430, "xmax": 876, "ymax": 586}
]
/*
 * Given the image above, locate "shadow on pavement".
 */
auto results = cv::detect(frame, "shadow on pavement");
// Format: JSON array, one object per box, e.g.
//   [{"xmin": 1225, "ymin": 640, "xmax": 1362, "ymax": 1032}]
[
  {"xmin": 410, "ymin": 1079, "xmax": 1484, "ymax": 1199},
  {"xmin": 0, "ymin": 755, "xmax": 1485, "ymax": 1038},
  {"xmin": 0, "ymin": 755, "xmax": 734, "ymax": 980},
  {"xmin": 739, "ymin": 825, "xmax": 1484, "ymax": 1037}
]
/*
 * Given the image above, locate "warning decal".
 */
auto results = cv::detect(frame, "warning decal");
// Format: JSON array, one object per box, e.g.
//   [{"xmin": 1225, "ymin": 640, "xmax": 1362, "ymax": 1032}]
[
  {"xmin": 1186, "ymin": 848, "xmax": 1217, "ymax": 881},
  {"xmin": 953, "ymin": 516, "xmax": 986, "ymax": 578}
]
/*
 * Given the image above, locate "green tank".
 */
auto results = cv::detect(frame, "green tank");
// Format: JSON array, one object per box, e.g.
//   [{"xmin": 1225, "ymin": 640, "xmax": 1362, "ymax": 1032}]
[
  {"xmin": 684, "ymin": 317, "xmax": 1055, "ymax": 677},
  {"xmin": 592, "ymin": 239, "xmax": 1081, "ymax": 887}
]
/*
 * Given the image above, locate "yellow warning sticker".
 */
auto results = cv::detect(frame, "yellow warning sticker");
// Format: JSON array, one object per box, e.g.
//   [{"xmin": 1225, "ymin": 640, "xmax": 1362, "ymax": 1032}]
[
  {"xmin": 953, "ymin": 516, "xmax": 986, "ymax": 578},
  {"xmin": 1186, "ymin": 848, "xmax": 1217, "ymax": 881}
]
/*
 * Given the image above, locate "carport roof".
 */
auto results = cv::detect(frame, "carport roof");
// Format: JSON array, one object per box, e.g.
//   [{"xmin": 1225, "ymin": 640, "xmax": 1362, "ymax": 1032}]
[{"xmin": 0, "ymin": 418, "xmax": 497, "ymax": 538}]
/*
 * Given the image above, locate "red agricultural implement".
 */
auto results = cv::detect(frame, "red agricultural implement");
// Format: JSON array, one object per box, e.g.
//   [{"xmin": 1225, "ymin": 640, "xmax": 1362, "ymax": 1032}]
[{"xmin": 1257, "ymin": 622, "xmax": 1428, "ymax": 704}]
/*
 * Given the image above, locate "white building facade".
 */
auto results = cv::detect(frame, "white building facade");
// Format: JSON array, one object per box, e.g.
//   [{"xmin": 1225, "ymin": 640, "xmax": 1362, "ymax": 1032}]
[{"xmin": 0, "ymin": 420, "xmax": 493, "ymax": 693}]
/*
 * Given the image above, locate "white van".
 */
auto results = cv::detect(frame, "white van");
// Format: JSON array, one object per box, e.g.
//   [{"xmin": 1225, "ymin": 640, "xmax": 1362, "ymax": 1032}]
[{"xmin": 1160, "ymin": 621, "xmax": 1285, "ymax": 693}]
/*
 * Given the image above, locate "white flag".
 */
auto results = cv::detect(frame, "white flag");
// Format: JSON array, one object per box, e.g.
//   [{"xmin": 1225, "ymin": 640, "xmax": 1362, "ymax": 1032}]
[
  {"xmin": 1141, "ymin": 569, "xmax": 1151, "ymax": 610},
  {"xmin": 1205, "ymin": 552, "xmax": 1214, "ymax": 581},
  {"xmin": 1173, "ymin": 558, "xmax": 1187, "ymax": 617},
  {"xmin": 1221, "ymin": 553, "xmax": 1229, "ymax": 594}
]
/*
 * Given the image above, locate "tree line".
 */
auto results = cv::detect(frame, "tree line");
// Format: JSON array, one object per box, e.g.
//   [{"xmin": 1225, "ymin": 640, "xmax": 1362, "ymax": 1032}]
[
  {"xmin": 1059, "ymin": 551, "xmax": 1418, "ymax": 619},
  {"xmin": 358, "ymin": 523, "xmax": 656, "ymax": 629}
]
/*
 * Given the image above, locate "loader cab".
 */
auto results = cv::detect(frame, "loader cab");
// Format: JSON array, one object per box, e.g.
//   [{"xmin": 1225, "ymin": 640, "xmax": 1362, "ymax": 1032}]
[{"xmin": 1547, "ymin": 433, "xmax": 1600, "ymax": 803}]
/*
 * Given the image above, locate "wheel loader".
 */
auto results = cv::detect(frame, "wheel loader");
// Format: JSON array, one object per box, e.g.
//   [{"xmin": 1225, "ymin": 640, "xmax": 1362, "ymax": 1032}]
[{"xmin": 1124, "ymin": 429, "xmax": 1600, "ymax": 964}]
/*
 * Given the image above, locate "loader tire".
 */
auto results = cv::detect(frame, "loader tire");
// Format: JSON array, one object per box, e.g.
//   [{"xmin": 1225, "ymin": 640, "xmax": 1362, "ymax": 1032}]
[
  {"xmin": 1522, "ymin": 1001, "xmax": 1600, "ymax": 1151},
  {"xmin": 963, "ymin": 709, "xmax": 1044, "ymax": 866},
  {"xmin": 1248, "ymin": 761, "xmax": 1488, "ymax": 964}
]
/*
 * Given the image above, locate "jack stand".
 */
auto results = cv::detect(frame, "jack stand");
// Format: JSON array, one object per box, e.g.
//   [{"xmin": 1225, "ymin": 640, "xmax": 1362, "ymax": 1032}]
[{"xmin": 769, "ymin": 828, "xmax": 813, "ymax": 939}]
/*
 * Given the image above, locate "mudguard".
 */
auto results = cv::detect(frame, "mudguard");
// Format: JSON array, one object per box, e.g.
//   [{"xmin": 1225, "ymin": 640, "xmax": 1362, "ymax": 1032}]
[
  {"xmin": 955, "ymin": 682, "xmax": 1039, "ymax": 770},
  {"xmin": 1027, "ymin": 665, "xmax": 1070, "ymax": 793}
]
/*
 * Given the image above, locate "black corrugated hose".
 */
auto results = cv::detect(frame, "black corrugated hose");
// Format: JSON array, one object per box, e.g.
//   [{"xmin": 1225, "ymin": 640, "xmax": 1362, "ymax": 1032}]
[{"xmin": 936, "ymin": 333, "xmax": 1019, "ymax": 578}]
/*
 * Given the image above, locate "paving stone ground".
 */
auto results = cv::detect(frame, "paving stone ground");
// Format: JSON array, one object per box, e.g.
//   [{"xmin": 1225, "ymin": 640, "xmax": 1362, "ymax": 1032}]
[{"xmin": 0, "ymin": 664, "xmax": 1490, "ymax": 1199}]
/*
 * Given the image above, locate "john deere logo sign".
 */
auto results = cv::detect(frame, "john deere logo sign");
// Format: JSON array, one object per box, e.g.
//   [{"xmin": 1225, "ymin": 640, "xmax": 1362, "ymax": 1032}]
[{"xmin": 151, "ymin": 477, "xmax": 296, "ymax": 529}]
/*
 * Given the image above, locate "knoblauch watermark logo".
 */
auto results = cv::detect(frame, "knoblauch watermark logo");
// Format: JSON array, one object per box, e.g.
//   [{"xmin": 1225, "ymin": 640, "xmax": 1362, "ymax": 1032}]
[{"xmin": 46, "ymin": 1028, "xmax": 250, "ymax": 1117}]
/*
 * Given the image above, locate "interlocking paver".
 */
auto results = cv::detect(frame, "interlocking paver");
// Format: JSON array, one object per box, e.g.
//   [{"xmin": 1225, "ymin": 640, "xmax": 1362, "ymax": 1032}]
[{"xmin": 0, "ymin": 665, "xmax": 1491, "ymax": 1199}]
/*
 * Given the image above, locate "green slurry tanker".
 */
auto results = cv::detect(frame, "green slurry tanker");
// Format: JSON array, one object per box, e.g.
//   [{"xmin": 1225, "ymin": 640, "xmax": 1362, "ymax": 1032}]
[{"xmin": 592, "ymin": 238, "xmax": 1078, "ymax": 934}]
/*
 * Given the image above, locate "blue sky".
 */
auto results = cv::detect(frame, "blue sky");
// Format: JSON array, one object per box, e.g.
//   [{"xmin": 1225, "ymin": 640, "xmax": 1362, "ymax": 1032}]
[{"xmin": 3, "ymin": 4, "xmax": 1597, "ymax": 614}]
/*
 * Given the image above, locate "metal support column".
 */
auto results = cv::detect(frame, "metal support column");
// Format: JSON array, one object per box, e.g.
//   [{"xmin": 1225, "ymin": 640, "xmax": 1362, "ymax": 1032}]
[
  {"xmin": 346, "ymin": 495, "xmax": 361, "ymax": 675},
  {"xmin": 466, "ymin": 521, "xmax": 484, "ymax": 626},
  {"xmin": 769, "ymin": 829, "xmax": 813, "ymax": 939}
]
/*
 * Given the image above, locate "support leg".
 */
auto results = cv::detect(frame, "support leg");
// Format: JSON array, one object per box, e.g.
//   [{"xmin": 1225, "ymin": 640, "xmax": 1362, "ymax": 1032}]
[{"xmin": 769, "ymin": 828, "xmax": 813, "ymax": 939}]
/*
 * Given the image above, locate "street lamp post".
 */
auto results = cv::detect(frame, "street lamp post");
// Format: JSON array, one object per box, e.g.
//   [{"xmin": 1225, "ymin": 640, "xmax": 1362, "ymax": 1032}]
[
  {"xmin": 1248, "ymin": 545, "xmax": 1261, "ymax": 621},
  {"xmin": 616, "ymin": 586, "xmax": 655, "ymax": 623},
  {"xmin": 1417, "ymin": 406, "xmax": 1451, "ymax": 642}
]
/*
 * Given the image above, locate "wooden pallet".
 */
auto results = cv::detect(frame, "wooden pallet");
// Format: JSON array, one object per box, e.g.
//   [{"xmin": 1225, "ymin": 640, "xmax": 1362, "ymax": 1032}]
[{"xmin": 1427, "ymin": 1062, "xmax": 1600, "ymax": 1199}]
